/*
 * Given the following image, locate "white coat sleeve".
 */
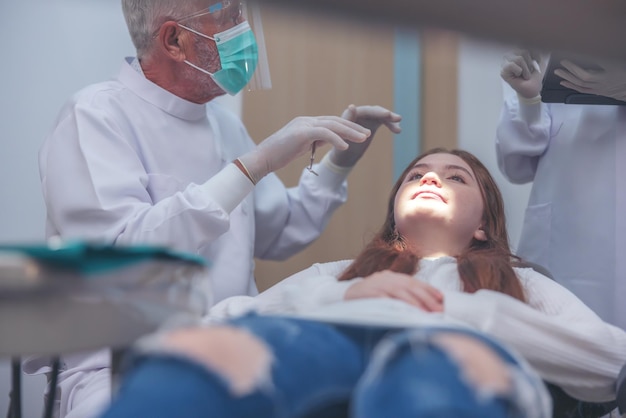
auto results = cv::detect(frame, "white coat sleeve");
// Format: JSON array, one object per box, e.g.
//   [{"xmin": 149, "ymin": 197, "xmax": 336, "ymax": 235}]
[
  {"xmin": 253, "ymin": 154, "xmax": 350, "ymax": 260},
  {"xmin": 495, "ymin": 81, "xmax": 553, "ymax": 184},
  {"xmin": 40, "ymin": 99, "xmax": 253, "ymax": 253},
  {"xmin": 444, "ymin": 270, "xmax": 626, "ymax": 402}
]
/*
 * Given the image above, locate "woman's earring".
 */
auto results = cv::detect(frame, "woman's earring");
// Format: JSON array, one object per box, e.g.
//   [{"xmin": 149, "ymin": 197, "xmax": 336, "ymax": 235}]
[{"xmin": 474, "ymin": 228, "xmax": 487, "ymax": 241}]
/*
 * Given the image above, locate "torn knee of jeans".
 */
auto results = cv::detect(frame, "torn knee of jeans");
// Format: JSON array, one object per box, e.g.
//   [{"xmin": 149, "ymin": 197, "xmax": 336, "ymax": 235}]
[
  {"xmin": 432, "ymin": 333, "xmax": 512, "ymax": 396},
  {"xmin": 163, "ymin": 326, "xmax": 274, "ymax": 396}
]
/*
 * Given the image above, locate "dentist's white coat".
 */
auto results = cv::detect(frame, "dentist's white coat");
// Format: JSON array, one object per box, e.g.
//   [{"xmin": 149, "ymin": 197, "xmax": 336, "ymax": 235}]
[
  {"xmin": 496, "ymin": 82, "xmax": 626, "ymax": 330},
  {"xmin": 33, "ymin": 57, "xmax": 353, "ymax": 418}
]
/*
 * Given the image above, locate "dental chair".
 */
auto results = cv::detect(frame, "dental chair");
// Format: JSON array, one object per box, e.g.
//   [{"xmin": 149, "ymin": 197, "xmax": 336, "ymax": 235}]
[
  {"xmin": 546, "ymin": 383, "xmax": 616, "ymax": 418},
  {"xmin": 616, "ymin": 365, "xmax": 626, "ymax": 416}
]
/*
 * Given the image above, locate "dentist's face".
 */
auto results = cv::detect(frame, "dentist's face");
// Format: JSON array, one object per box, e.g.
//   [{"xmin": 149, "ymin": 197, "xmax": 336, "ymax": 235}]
[{"xmin": 179, "ymin": 0, "xmax": 246, "ymax": 96}]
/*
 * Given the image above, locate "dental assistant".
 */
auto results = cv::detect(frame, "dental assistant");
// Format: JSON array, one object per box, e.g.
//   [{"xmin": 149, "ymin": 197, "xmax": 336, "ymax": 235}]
[
  {"xmin": 496, "ymin": 49, "xmax": 626, "ymax": 330},
  {"xmin": 34, "ymin": 0, "xmax": 402, "ymax": 417}
]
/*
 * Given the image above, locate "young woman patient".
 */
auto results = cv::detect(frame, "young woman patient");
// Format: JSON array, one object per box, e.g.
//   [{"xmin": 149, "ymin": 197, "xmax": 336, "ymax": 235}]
[{"xmin": 99, "ymin": 148, "xmax": 626, "ymax": 418}]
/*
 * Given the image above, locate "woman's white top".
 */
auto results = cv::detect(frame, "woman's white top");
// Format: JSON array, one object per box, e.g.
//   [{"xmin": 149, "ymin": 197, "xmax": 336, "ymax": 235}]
[{"xmin": 209, "ymin": 256, "xmax": 626, "ymax": 403}]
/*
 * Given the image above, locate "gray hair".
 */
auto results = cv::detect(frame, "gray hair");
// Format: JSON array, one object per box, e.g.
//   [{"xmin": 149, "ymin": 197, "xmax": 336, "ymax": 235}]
[{"xmin": 121, "ymin": 0, "xmax": 203, "ymax": 57}]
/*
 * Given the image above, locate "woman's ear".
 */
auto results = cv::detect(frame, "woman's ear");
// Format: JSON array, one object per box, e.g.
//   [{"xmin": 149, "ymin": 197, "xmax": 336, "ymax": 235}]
[
  {"xmin": 157, "ymin": 21, "xmax": 187, "ymax": 62},
  {"xmin": 473, "ymin": 228, "xmax": 487, "ymax": 242}
]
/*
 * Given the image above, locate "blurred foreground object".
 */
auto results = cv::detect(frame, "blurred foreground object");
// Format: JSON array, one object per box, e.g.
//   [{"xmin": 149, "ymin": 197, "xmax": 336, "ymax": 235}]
[
  {"xmin": 0, "ymin": 241, "xmax": 209, "ymax": 356},
  {"xmin": 257, "ymin": 0, "xmax": 626, "ymax": 61}
]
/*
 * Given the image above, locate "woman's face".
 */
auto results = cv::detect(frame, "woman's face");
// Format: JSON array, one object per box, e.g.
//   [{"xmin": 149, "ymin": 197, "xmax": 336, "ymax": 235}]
[{"xmin": 394, "ymin": 153, "xmax": 486, "ymax": 244}]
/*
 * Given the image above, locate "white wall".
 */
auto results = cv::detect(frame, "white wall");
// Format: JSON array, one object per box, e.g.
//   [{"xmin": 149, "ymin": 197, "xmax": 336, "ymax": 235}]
[
  {"xmin": 0, "ymin": 0, "xmax": 133, "ymax": 243},
  {"xmin": 457, "ymin": 37, "xmax": 532, "ymax": 250}
]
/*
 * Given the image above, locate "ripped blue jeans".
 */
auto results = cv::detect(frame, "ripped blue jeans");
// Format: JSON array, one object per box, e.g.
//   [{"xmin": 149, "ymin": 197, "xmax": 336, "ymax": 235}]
[{"xmin": 101, "ymin": 315, "xmax": 551, "ymax": 418}]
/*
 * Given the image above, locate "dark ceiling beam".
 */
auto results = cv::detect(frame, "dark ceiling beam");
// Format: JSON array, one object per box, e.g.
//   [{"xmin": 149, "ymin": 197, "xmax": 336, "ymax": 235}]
[{"xmin": 257, "ymin": 0, "xmax": 626, "ymax": 61}]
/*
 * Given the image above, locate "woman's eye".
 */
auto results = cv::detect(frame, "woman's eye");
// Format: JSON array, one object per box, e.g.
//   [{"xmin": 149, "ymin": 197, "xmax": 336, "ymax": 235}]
[
  {"xmin": 449, "ymin": 175, "xmax": 465, "ymax": 183},
  {"xmin": 408, "ymin": 172, "xmax": 423, "ymax": 181}
]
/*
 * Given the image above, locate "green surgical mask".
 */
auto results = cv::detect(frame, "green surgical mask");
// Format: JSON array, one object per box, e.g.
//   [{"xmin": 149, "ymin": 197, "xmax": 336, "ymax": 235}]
[{"xmin": 180, "ymin": 21, "xmax": 258, "ymax": 95}]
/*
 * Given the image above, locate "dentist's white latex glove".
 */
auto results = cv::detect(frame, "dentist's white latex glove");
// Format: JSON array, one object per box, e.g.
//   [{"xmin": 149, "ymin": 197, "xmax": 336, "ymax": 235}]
[
  {"xmin": 238, "ymin": 116, "xmax": 371, "ymax": 182},
  {"xmin": 500, "ymin": 49, "xmax": 546, "ymax": 100},
  {"xmin": 330, "ymin": 104, "xmax": 402, "ymax": 167},
  {"xmin": 555, "ymin": 59, "xmax": 626, "ymax": 102}
]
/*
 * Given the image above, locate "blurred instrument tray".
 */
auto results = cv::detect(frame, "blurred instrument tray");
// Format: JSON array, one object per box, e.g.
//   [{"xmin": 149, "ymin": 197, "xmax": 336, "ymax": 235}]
[{"xmin": 0, "ymin": 242, "xmax": 209, "ymax": 356}]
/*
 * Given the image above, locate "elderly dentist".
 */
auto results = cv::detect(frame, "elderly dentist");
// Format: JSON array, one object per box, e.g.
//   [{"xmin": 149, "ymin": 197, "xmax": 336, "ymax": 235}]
[
  {"xmin": 33, "ymin": 0, "xmax": 402, "ymax": 417},
  {"xmin": 496, "ymin": 49, "xmax": 626, "ymax": 330}
]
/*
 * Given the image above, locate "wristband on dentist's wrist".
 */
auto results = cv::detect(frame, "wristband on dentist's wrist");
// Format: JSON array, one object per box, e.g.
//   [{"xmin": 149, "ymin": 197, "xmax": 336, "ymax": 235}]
[{"xmin": 233, "ymin": 158, "xmax": 258, "ymax": 185}]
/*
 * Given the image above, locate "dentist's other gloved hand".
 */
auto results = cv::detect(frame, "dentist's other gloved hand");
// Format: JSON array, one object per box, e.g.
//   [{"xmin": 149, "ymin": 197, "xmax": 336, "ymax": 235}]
[
  {"xmin": 555, "ymin": 59, "xmax": 626, "ymax": 102},
  {"xmin": 330, "ymin": 104, "xmax": 402, "ymax": 168},
  {"xmin": 238, "ymin": 116, "xmax": 371, "ymax": 182},
  {"xmin": 500, "ymin": 49, "xmax": 546, "ymax": 100}
]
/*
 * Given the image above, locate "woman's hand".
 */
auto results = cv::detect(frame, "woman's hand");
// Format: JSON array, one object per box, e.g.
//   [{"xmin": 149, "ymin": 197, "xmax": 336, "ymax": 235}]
[{"xmin": 344, "ymin": 270, "xmax": 444, "ymax": 312}]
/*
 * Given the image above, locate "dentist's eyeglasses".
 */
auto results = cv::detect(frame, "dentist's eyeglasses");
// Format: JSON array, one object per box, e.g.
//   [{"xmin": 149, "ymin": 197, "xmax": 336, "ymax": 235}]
[{"xmin": 177, "ymin": 1, "xmax": 243, "ymax": 28}]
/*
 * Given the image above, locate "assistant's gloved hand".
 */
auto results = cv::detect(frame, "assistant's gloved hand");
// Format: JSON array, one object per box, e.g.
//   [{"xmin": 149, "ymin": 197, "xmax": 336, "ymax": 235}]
[
  {"xmin": 500, "ymin": 49, "xmax": 546, "ymax": 100},
  {"xmin": 555, "ymin": 59, "xmax": 626, "ymax": 102},
  {"xmin": 238, "ymin": 116, "xmax": 371, "ymax": 182},
  {"xmin": 329, "ymin": 104, "xmax": 402, "ymax": 167}
]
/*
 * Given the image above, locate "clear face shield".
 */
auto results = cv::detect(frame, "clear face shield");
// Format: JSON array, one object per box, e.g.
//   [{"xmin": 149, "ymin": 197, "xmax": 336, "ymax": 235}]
[
  {"xmin": 242, "ymin": 0, "xmax": 272, "ymax": 91},
  {"xmin": 178, "ymin": 0, "xmax": 272, "ymax": 94}
]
